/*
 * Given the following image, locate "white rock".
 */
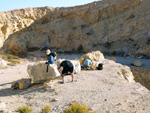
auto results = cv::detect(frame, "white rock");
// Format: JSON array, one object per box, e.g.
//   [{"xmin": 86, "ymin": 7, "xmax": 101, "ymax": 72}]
[
  {"xmin": 27, "ymin": 61, "xmax": 61, "ymax": 83},
  {"xmin": 33, "ymin": 57, "xmax": 37, "ymax": 62},
  {"xmin": 0, "ymin": 102, "xmax": 6, "ymax": 112},
  {"xmin": 132, "ymin": 60, "xmax": 142, "ymax": 67},
  {"xmin": 70, "ymin": 60, "xmax": 81, "ymax": 74},
  {"xmin": 43, "ymin": 82, "xmax": 57, "ymax": 91},
  {"xmin": 0, "ymin": 58, "xmax": 7, "ymax": 69},
  {"xmin": 116, "ymin": 64, "xmax": 135, "ymax": 83}
]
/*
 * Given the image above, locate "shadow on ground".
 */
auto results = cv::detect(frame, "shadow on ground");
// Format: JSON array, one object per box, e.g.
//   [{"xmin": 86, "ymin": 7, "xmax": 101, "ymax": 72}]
[{"xmin": 0, "ymin": 84, "xmax": 46, "ymax": 97}]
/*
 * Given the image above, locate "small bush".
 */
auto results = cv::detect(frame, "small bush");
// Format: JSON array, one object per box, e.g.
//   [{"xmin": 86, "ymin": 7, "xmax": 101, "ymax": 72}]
[
  {"xmin": 111, "ymin": 51, "xmax": 117, "ymax": 55},
  {"xmin": 17, "ymin": 106, "xmax": 32, "ymax": 113},
  {"xmin": 104, "ymin": 42, "xmax": 111, "ymax": 47},
  {"xmin": 5, "ymin": 54, "xmax": 19, "ymax": 59},
  {"xmin": 8, "ymin": 59, "xmax": 20, "ymax": 64},
  {"xmin": 64, "ymin": 102, "xmax": 96, "ymax": 113},
  {"xmin": 41, "ymin": 105, "xmax": 51, "ymax": 113},
  {"xmin": 77, "ymin": 45, "xmax": 84, "ymax": 53}
]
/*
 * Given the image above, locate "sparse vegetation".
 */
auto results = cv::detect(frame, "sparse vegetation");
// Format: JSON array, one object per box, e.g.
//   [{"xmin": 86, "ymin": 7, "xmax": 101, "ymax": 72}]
[
  {"xmin": 111, "ymin": 51, "xmax": 117, "ymax": 55},
  {"xmin": 77, "ymin": 45, "xmax": 84, "ymax": 53},
  {"xmin": 8, "ymin": 59, "xmax": 20, "ymax": 64},
  {"xmin": 64, "ymin": 102, "xmax": 97, "ymax": 113},
  {"xmin": 16, "ymin": 106, "xmax": 32, "ymax": 113},
  {"xmin": 104, "ymin": 42, "xmax": 111, "ymax": 47},
  {"xmin": 5, "ymin": 54, "xmax": 19, "ymax": 59},
  {"xmin": 41, "ymin": 105, "xmax": 51, "ymax": 113}
]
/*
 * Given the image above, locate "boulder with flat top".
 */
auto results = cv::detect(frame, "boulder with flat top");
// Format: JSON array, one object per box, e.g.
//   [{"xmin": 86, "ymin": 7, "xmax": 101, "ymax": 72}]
[{"xmin": 27, "ymin": 61, "xmax": 60, "ymax": 83}]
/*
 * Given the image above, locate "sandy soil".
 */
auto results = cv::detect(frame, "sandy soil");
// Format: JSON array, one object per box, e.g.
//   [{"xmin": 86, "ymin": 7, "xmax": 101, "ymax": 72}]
[{"xmin": 0, "ymin": 53, "xmax": 150, "ymax": 113}]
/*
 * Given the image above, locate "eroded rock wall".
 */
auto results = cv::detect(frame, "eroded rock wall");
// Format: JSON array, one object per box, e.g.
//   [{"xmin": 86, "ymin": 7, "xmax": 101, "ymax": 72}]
[
  {"xmin": 131, "ymin": 68, "xmax": 150, "ymax": 90},
  {"xmin": 0, "ymin": 0, "xmax": 150, "ymax": 58}
]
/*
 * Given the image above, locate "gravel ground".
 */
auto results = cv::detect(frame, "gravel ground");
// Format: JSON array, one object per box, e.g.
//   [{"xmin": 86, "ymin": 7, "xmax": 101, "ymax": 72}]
[{"xmin": 0, "ymin": 53, "xmax": 150, "ymax": 113}]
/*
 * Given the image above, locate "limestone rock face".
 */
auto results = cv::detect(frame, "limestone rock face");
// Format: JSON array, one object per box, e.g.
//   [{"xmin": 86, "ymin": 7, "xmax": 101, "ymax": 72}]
[
  {"xmin": 27, "ymin": 61, "xmax": 60, "ymax": 83},
  {"xmin": 131, "ymin": 68, "xmax": 150, "ymax": 90},
  {"xmin": 1, "ymin": 0, "xmax": 150, "ymax": 58}
]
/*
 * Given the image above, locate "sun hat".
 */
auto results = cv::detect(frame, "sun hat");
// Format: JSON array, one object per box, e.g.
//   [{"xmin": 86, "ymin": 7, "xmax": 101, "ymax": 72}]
[{"xmin": 46, "ymin": 49, "xmax": 51, "ymax": 55}]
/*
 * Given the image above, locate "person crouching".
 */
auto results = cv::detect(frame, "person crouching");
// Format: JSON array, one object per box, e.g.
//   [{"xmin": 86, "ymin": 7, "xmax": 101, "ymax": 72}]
[{"xmin": 58, "ymin": 60, "xmax": 74, "ymax": 84}]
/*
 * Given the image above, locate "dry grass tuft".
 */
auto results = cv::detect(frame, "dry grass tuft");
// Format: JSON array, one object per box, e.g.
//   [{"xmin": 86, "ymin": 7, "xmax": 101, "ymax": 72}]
[
  {"xmin": 64, "ymin": 102, "xmax": 97, "ymax": 113},
  {"xmin": 16, "ymin": 106, "xmax": 32, "ymax": 113},
  {"xmin": 8, "ymin": 59, "xmax": 20, "ymax": 64},
  {"xmin": 41, "ymin": 105, "xmax": 51, "ymax": 113}
]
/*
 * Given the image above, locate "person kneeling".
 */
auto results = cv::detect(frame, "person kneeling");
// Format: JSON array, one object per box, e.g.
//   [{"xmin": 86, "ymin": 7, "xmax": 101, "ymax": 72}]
[{"xmin": 83, "ymin": 58, "xmax": 92, "ymax": 70}]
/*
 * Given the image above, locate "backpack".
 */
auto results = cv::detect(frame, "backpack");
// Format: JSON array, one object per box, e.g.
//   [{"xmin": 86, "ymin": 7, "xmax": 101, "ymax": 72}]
[
  {"xmin": 53, "ymin": 52, "xmax": 57, "ymax": 57},
  {"xmin": 51, "ymin": 51, "xmax": 57, "ymax": 57},
  {"xmin": 97, "ymin": 63, "xmax": 103, "ymax": 70}
]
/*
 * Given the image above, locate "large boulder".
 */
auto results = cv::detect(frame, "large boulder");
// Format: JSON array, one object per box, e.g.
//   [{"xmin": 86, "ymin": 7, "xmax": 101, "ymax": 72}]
[
  {"xmin": 56, "ymin": 59, "xmax": 81, "ymax": 74},
  {"xmin": 80, "ymin": 51, "xmax": 105, "ymax": 69},
  {"xmin": 103, "ymin": 59, "xmax": 135, "ymax": 83},
  {"xmin": 27, "ymin": 61, "xmax": 60, "ymax": 83},
  {"xmin": 11, "ymin": 78, "xmax": 31, "ymax": 90},
  {"xmin": 18, "ymin": 78, "xmax": 31, "ymax": 90}
]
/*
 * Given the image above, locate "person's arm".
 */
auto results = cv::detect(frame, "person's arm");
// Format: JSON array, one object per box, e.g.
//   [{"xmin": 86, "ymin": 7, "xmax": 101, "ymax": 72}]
[
  {"xmin": 58, "ymin": 66, "xmax": 62, "ymax": 72},
  {"xmin": 89, "ymin": 60, "xmax": 92, "ymax": 68}
]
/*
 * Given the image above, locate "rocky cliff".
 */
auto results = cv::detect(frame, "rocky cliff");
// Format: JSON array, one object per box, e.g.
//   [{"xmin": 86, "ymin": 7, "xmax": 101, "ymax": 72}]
[{"xmin": 0, "ymin": 0, "xmax": 150, "ymax": 58}]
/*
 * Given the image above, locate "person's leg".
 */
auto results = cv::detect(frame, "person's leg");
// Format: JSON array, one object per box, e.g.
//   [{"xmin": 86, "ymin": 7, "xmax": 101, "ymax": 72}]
[
  {"xmin": 46, "ymin": 64, "xmax": 49, "ymax": 72},
  {"xmin": 60, "ymin": 74, "xmax": 65, "ymax": 84},
  {"xmin": 71, "ymin": 73, "xmax": 74, "ymax": 81},
  {"xmin": 62, "ymin": 74, "xmax": 65, "ymax": 82}
]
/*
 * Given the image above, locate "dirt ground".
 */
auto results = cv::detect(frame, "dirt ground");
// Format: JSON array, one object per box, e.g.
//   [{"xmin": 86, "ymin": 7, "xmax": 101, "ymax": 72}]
[{"xmin": 0, "ymin": 53, "xmax": 150, "ymax": 113}]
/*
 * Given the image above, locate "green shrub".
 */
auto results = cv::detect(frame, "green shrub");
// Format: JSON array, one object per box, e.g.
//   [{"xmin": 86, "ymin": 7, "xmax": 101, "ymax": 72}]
[
  {"xmin": 5, "ymin": 54, "xmax": 19, "ymax": 59},
  {"xmin": 77, "ymin": 45, "xmax": 84, "ymax": 53},
  {"xmin": 111, "ymin": 51, "xmax": 117, "ymax": 55},
  {"xmin": 41, "ymin": 105, "xmax": 51, "ymax": 113},
  {"xmin": 104, "ymin": 42, "xmax": 111, "ymax": 47},
  {"xmin": 17, "ymin": 106, "xmax": 32, "ymax": 113},
  {"xmin": 64, "ymin": 102, "xmax": 96, "ymax": 113},
  {"xmin": 8, "ymin": 59, "xmax": 20, "ymax": 64}
]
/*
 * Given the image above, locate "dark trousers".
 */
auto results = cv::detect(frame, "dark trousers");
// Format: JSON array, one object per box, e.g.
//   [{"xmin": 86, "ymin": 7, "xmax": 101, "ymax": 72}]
[{"xmin": 46, "ymin": 63, "xmax": 49, "ymax": 72}]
